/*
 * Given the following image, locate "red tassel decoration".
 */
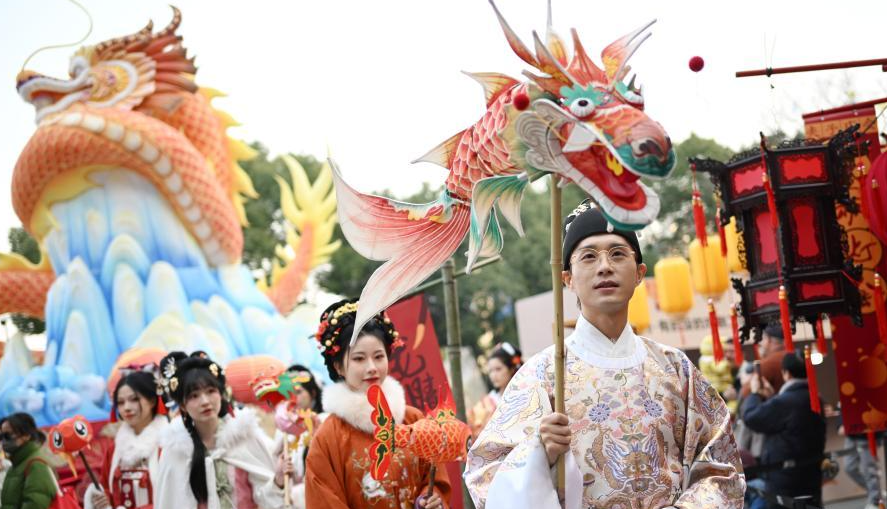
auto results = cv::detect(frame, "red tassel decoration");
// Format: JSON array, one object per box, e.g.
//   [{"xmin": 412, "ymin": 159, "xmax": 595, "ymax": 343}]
[
  {"xmin": 867, "ymin": 430, "xmax": 878, "ymax": 459},
  {"xmin": 804, "ymin": 345, "xmax": 821, "ymax": 414},
  {"xmin": 874, "ymin": 273, "xmax": 887, "ymax": 346},
  {"xmin": 708, "ymin": 300, "xmax": 724, "ymax": 364},
  {"xmin": 731, "ymin": 306, "xmax": 743, "ymax": 366},
  {"xmin": 779, "ymin": 286, "xmax": 794, "ymax": 352},
  {"xmin": 109, "ymin": 407, "xmax": 118, "ymax": 423},
  {"xmin": 716, "ymin": 209, "xmax": 728, "ymax": 258},
  {"xmin": 815, "ymin": 314, "xmax": 828, "ymax": 356},
  {"xmin": 692, "ymin": 191, "xmax": 708, "ymax": 246},
  {"xmin": 157, "ymin": 396, "xmax": 168, "ymax": 416},
  {"xmin": 762, "ymin": 172, "xmax": 779, "ymax": 232}
]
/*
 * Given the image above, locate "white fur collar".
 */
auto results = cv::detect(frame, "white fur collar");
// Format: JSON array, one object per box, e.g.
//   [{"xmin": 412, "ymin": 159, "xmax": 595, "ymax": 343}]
[
  {"xmin": 322, "ymin": 377, "xmax": 406, "ymax": 434},
  {"xmin": 115, "ymin": 415, "xmax": 168, "ymax": 468},
  {"xmin": 161, "ymin": 407, "xmax": 260, "ymax": 457}
]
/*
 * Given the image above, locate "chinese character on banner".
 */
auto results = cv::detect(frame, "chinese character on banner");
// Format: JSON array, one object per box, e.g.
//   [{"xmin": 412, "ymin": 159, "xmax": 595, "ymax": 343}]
[
  {"xmin": 804, "ymin": 107, "xmax": 887, "ymax": 434},
  {"xmin": 385, "ymin": 294, "xmax": 463, "ymax": 509}
]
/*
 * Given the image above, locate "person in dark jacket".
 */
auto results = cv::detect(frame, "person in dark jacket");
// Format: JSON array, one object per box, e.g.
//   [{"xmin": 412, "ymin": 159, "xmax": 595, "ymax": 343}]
[
  {"xmin": 0, "ymin": 413, "xmax": 56, "ymax": 509},
  {"xmin": 741, "ymin": 352, "xmax": 826, "ymax": 508}
]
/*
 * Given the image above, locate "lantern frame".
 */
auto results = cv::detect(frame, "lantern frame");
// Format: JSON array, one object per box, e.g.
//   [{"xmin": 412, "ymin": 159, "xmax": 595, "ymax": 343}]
[{"xmin": 692, "ymin": 126, "xmax": 863, "ymax": 341}]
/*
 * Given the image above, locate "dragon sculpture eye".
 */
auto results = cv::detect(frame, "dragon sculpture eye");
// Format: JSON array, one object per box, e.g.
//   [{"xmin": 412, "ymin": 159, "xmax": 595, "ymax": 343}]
[
  {"xmin": 52, "ymin": 431, "xmax": 63, "ymax": 449},
  {"xmin": 73, "ymin": 421, "xmax": 89, "ymax": 437},
  {"xmin": 568, "ymin": 97, "xmax": 595, "ymax": 118},
  {"xmin": 619, "ymin": 88, "xmax": 644, "ymax": 107}
]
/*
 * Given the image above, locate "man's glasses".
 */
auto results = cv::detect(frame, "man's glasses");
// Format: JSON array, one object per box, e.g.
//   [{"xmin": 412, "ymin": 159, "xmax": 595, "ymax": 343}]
[{"xmin": 570, "ymin": 245, "xmax": 636, "ymax": 268}]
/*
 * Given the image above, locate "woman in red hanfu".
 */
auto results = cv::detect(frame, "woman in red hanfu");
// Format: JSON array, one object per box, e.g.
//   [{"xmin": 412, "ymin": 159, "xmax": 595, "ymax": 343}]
[
  {"xmin": 86, "ymin": 369, "xmax": 168, "ymax": 509},
  {"xmin": 304, "ymin": 299, "xmax": 451, "ymax": 509}
]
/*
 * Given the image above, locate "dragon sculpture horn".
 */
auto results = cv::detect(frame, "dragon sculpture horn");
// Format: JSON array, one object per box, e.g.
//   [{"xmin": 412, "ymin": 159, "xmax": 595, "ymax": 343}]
[
  {"xmin": 155, "ymin": 6, "xmax": 183, "ymax": 39},
  {"xmin": 94, "ymin": 20, "xmax": 153, "ymax": 55}
]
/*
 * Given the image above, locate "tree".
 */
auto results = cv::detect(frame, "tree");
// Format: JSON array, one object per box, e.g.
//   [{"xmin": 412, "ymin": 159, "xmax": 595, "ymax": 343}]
[{"xmin": 7, "ymin": 227, "xmax": 45, "ymax": 334}]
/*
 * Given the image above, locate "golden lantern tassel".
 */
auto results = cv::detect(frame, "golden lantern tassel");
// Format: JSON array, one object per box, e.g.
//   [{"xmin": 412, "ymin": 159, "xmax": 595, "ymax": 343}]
[
  {"xmin": 779, "ymin": 286, "xmax": 794, "ymax": 352},
  {"xmin": 804, "ymin": 345, "xmax": 820, "ymax": 414},
  {"xmin": 708, "ymin": 299, "xmax": 724, "ymax": 364},
  {"xmin": 874, "ymin": 273, "xmax": 887, "ymax": 346}
]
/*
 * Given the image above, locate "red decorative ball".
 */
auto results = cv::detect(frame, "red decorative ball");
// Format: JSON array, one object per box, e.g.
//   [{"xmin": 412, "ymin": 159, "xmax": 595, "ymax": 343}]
[
  {"xmin": 688, "ymin": 56, "xmax": 705, "ymax": 73},
  {"xmin": 513, "ymin": 93, "xmax": 530, "ymax": 110}
]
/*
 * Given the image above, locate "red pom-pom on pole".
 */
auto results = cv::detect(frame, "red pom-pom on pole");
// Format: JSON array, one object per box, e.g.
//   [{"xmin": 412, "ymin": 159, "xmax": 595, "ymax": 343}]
[
  {"xmin": 874, "ymin": 273, "xmax": 887, "ymax": 346},
  {"xmin": 731, "ymin": 306, "xmax": 743, "ymax": 366},
  {"xmin": 779, "ymin": 286, "xmax": 794, "ymax": 352},
  {"xmin": 804, "ymin": 345, "xmax": 821, "ymax": 414},
  {"xmin": 692, "ymin": 191, "xmax": 708, "ymax": 246},
  {"xmin": 688, "ymin": 56, "xmax": 705, "ymax": 72},
  {"xmin": 513, "ymin": 93, "xmax": 530, "ymax": 111},
  {"xmin": 708, "ymin": 300, "xmax": 724, "ymax": 364},
  {"xmin": 815, "ymin": 314, "xmax": 828, "ymax": 356}
]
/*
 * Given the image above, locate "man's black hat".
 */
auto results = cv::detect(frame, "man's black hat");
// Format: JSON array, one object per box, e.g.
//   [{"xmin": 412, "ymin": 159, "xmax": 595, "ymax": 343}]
[{"xmin": 563, "ymin": 200, "xmax": 642, "ymax": 270}]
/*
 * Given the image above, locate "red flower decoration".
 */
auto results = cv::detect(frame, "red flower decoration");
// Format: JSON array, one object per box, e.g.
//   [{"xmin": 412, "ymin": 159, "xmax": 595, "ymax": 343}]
[{"xmin": 688, "ymin": 56, "xmax": 704, "ymax": 73}]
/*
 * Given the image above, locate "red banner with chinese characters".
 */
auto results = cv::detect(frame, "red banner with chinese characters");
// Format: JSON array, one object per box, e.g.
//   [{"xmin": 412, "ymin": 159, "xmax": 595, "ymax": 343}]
[
  {"xmin": 386, "ymin": 294, "xmax": 463, "ymax": 509},
  {"xmin": 804, "ymin": 107, "xmax": 887, "ymax": 434}
]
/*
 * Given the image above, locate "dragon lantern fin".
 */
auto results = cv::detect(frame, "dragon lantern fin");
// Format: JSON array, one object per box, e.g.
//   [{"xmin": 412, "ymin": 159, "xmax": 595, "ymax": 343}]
[
  {"xmin": 461, "ymin": 72, "xmax": 519, "ymax": 108},
  {"xmin": 367, "ymin": 384, "xmax": 396, "ymax": 480},
  {"xmin": 331, "ymin": 161, "xmax": 469, "ymax": 346},
  {"xmin": 466, "ymin": 175, "xmax": 528, "ymax": 271},
  {"xmin": 412, "ymin": 130, "xmax": 465, "ymax": 170}
]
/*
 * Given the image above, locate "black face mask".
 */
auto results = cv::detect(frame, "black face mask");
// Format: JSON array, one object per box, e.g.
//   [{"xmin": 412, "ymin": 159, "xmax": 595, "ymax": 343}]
[{"xmin": 1, "ymin": 438, "xmax": 20, "ymax": 455}]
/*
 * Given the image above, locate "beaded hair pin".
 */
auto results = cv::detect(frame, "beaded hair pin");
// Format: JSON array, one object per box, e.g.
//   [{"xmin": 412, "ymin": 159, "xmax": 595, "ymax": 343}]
[
  {"xmin": 160, "ymin": 357, "xmax": 222, "ymax": 396},
  {"xmin": 315, "ymin": 301, "xmax": 403, "ymax": 357}
]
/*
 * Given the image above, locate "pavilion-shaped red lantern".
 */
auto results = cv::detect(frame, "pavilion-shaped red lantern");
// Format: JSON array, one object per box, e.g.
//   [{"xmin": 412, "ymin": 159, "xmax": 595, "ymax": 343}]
[{"xmin": 692, "ymin": 126, "xmax": 863, "ymax": 342}]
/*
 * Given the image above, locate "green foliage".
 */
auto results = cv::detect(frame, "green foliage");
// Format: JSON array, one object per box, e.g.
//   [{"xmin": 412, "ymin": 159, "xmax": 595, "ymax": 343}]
[{"xmin": 7, "ymin": 227, "xmax": 45, "ymax": 334}]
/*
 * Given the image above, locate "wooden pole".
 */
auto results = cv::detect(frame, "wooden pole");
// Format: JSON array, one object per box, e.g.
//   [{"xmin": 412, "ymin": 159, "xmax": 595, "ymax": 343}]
[
  {"xmin": 549, "ymin": 176, "xmax": 566, "ymax": 496},
  {"xmin": 736, "ymin": 57, "xmax": 887, "ymax": 78},
  {"xmin": 441, "ymin": 258, "xmax": 476, "ymax": 509}
]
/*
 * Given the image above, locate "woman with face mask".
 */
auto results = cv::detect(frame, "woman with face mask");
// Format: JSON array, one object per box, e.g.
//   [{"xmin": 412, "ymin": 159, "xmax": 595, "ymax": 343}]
[
  {"xmin": 154, "ymin": 353, "xmax": 292, "ymax": 509},
  {"xmin": 84, "ymin": 369, "xmax": 169, "ymax": 509},
  {"xmin": 304, "ymin": 299, "xmax": 451, "ymax": 509},
  {"xmin": 0, "ymin": 412, "xmax": 56, "ymax": 509}
]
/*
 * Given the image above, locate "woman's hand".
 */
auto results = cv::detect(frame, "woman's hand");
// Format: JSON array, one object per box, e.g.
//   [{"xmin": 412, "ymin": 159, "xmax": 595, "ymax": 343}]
[
  {"xmin": 91, "ymin": 491, "xmax": 112, "ymax": 509},
  {"xmin": 416, "ymin": 492, "xmax": 443, "ymax": 509},
  {"xmin": 274, "ymin": 452, "xmax": 295, "ymax": 488}
]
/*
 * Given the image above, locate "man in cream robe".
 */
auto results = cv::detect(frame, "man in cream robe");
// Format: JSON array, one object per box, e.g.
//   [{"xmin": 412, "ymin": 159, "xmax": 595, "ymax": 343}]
[{"xmin": 464, "ymin": 202, "xmax": 745, "ymax": 509}]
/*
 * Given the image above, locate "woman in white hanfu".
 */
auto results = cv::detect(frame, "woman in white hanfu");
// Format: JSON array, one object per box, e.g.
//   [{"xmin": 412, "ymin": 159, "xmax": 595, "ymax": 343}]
[{"xmin": 464, "ymin": 202, "xmax": 745, "ymax": 509}]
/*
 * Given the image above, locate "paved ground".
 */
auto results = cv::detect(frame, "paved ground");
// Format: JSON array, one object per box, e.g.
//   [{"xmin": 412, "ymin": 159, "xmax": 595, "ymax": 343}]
[{"xmin": 825, "ymin": 496, "xmax": 869, "ymax": 508}]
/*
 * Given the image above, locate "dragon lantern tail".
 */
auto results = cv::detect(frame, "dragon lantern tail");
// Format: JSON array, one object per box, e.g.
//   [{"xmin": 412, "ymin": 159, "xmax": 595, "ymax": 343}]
[
  {"xmin": 258, "ymin": 156, "xmax": 341, "ymax": 315},
  {"xmin": 331, "ymin": 161, "xmax": 469, "ymax": 346},
  {"xmin": 0, "ymin": 252, "xmax": 54, "ymax": 319}
]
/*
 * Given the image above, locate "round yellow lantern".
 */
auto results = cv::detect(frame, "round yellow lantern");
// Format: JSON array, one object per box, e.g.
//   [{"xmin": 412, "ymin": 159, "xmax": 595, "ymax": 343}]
[
  {"xmin": 654, "ymin": 257, "xmax": 694, "ymax": 318},
  {"xmin": 628, "ymin": 280, "xmax": 651, "ymax": 334},
  {"xmin": 724, "ymin": 217, "xmax": 745, "ymax": 273},
  {"xmin": 689, "ymin": 235, "xmax": 730, "ymax": 298}
]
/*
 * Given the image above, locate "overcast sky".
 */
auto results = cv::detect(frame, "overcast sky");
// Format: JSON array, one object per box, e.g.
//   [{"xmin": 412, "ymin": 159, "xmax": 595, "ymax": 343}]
[{"xmin": 1, "ymin": 0, "xmax": 885, "ymax": 252}]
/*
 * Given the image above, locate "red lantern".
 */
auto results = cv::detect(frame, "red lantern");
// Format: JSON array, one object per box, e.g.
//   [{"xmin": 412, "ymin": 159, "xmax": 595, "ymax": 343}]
[
  {"xmin": 862, "ymin": 152, "xmax": 887, "ymax": 245},
  {"xmin": 226, "ymin": 355, "xmax": 286, "ymax": 405}
]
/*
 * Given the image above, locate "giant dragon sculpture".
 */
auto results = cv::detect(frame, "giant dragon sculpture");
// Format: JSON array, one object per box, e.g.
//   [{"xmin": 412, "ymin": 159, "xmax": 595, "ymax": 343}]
[
  {"xmin": 334, "ymin": 2, "xmax": 676, "ymax": 340},
  {"xmin": 0, "ymin": 8, "xmax": 338, "ymax": 425}
]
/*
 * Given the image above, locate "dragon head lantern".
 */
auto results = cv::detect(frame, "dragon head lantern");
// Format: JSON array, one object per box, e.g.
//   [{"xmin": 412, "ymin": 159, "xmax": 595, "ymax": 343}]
[
  {"xmin": 332, "ymin": 1, "xmax": 675, "ymax": 342},
  {"xmin": 492, "ymin": 6, "xmax": 675, "ymax": 229}
]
